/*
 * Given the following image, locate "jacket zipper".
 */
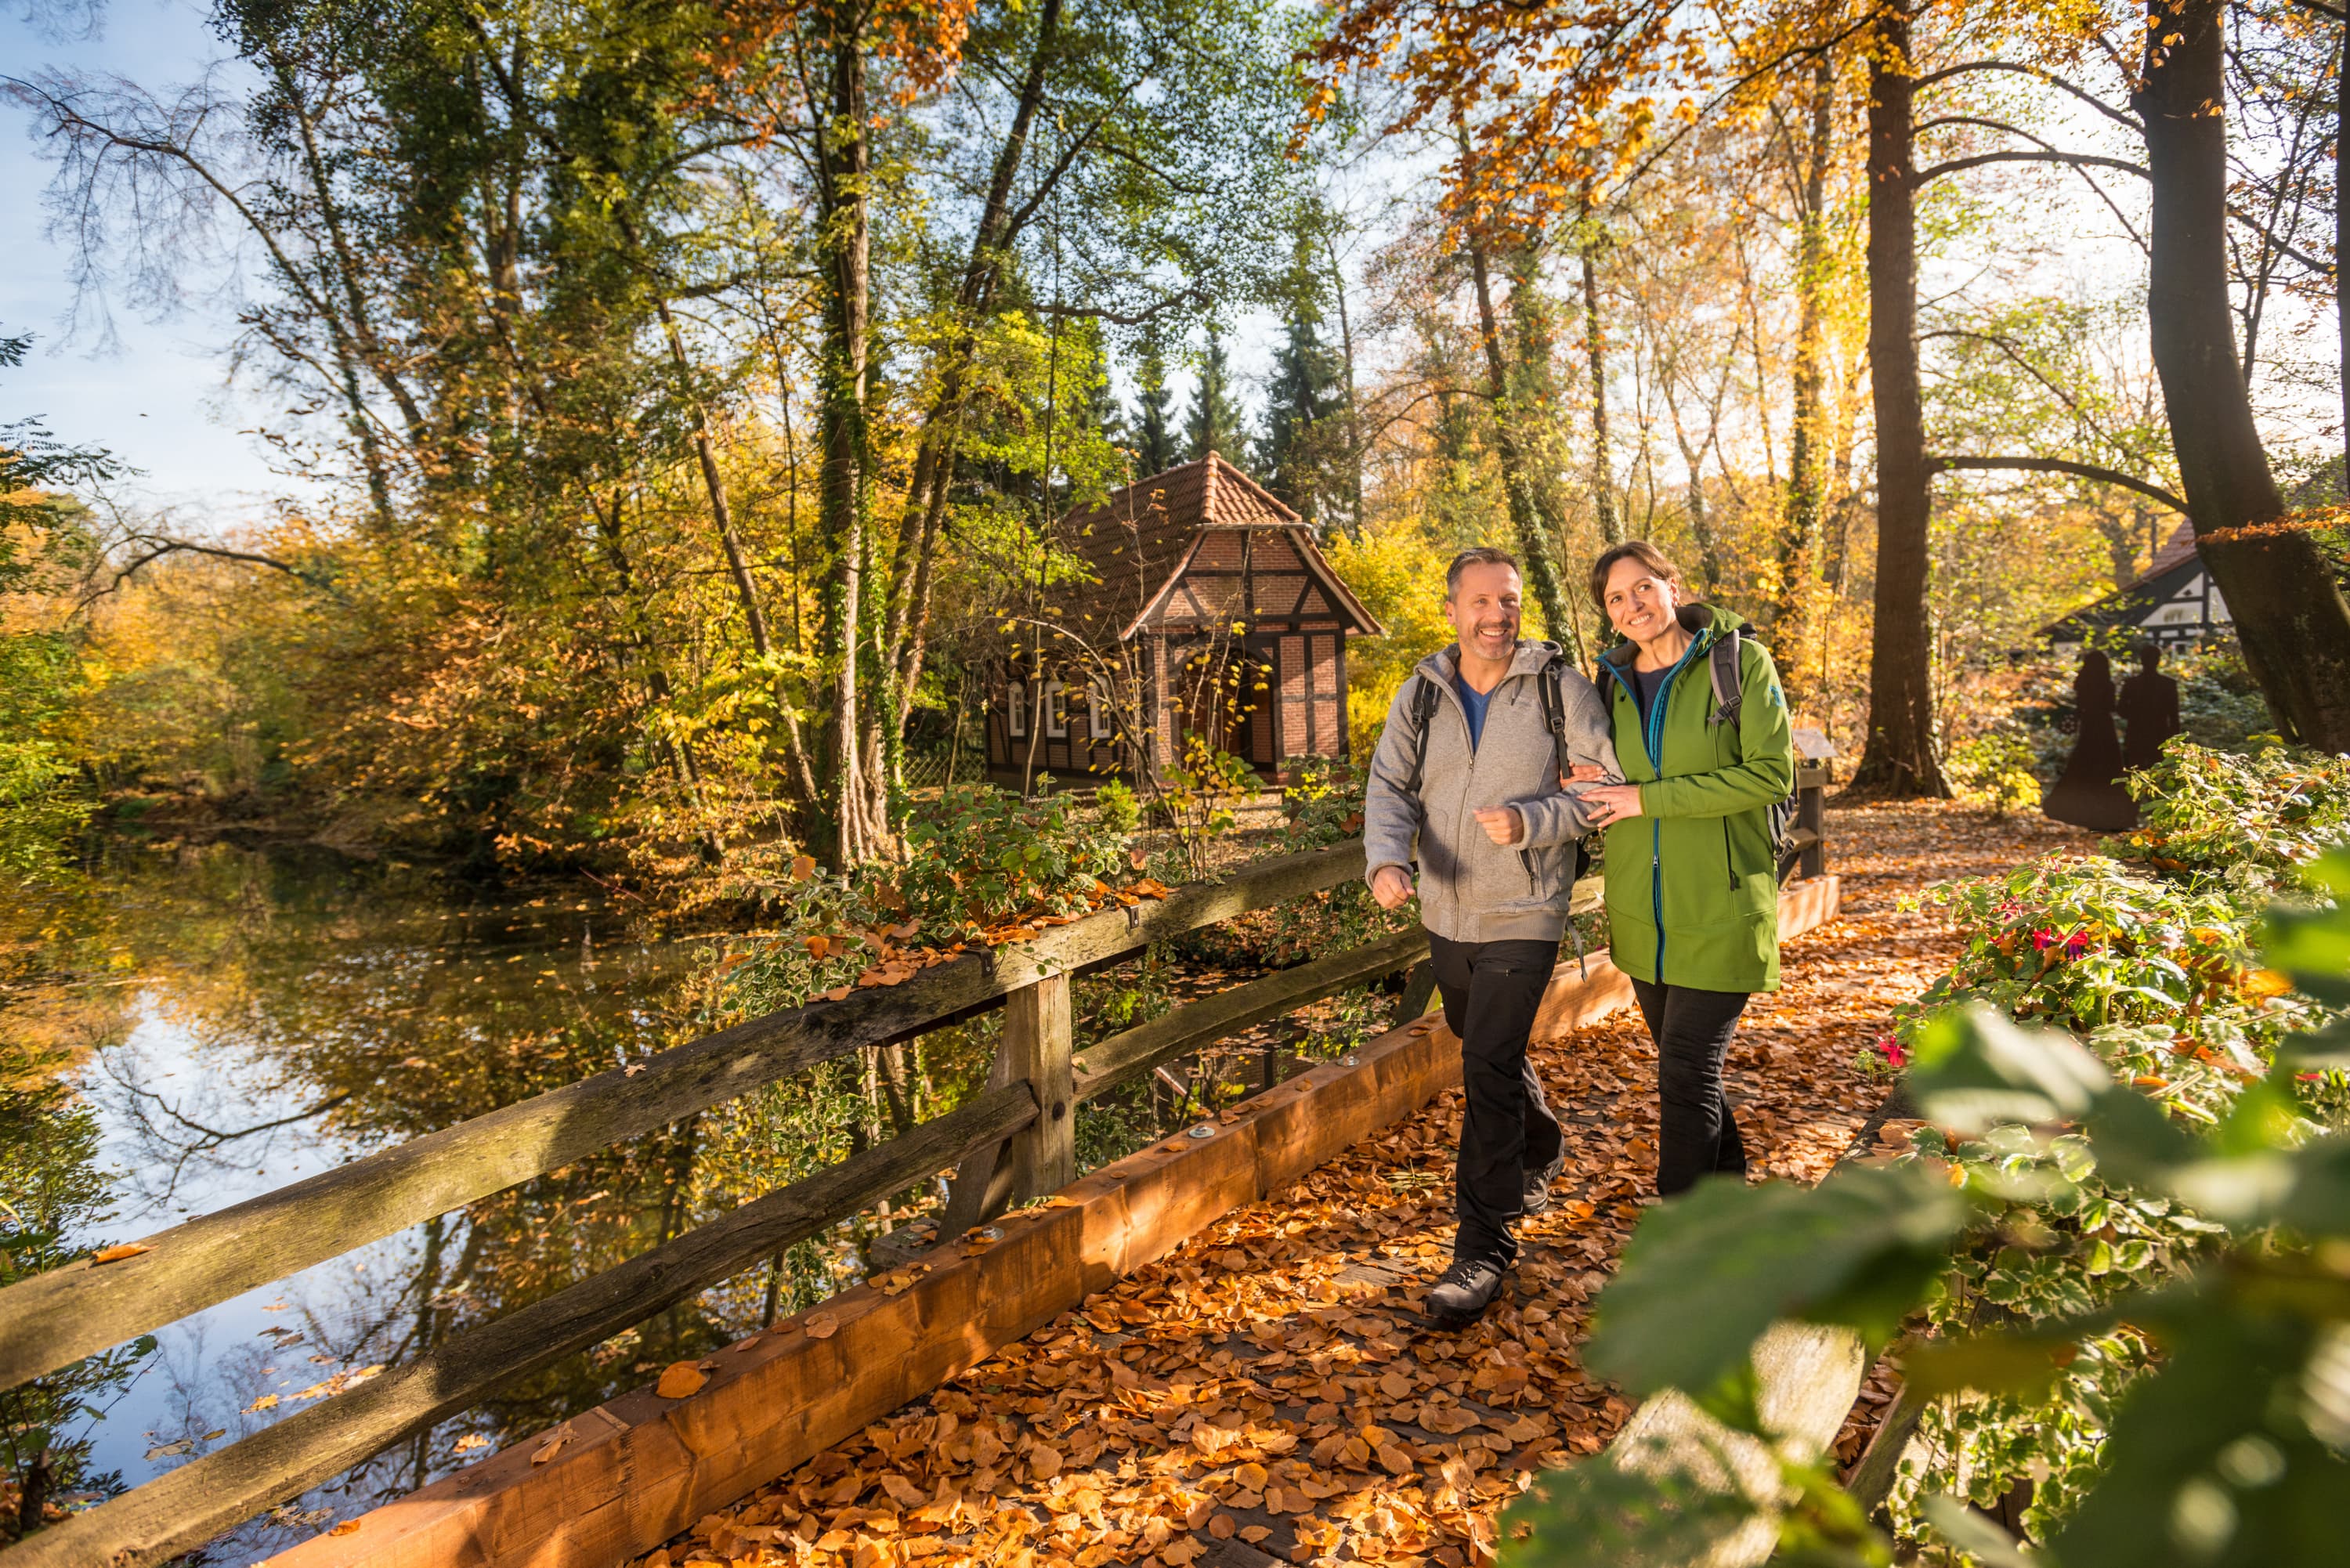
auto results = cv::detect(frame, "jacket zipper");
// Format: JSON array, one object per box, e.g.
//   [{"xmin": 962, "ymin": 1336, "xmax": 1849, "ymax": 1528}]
[{"xmin": 1604, "ymin": 630, "xmax": 1708, "ymax": 983}]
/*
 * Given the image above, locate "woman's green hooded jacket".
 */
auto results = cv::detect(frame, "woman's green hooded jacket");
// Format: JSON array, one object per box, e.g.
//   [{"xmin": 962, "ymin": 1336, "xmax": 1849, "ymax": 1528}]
[{"xmin": 1595, "ymin": 603, "xmax": 1795, "ymax": 993}]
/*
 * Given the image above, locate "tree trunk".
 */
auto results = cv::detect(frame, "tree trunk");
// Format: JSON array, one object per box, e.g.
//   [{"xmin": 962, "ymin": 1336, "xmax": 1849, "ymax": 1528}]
[
  {"xmin": 1466, "ymin": 229, "xmax": 1578, "ymax": 659},
  {"xmin": 1579, "ymin": 215, "xmax": 1623, "ymax": 547},
  {"xmin": 2138, "ymin": 0, "xmax": 2350, "ymax": 746},
  {"xmin": 819, "ymin": 41, "xmax": 879, "ymax": 860},
  {"xmin": 1326, "ymin": 231, "xmax": 1365, "ymax": 537},
  {"xmin": 1850, "ymin": 6, "xmax": 1950, "ymax": 797},
  {"xmin": 1780, "ymin": 56, "xmax": 1835, "ymax": 631}
]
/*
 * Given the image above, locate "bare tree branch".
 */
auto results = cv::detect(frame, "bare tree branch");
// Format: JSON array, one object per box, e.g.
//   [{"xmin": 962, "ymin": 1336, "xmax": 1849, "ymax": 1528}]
[{"xmin": 1927, "ymin": 453, "xmax": 2186, "ymax": 513}]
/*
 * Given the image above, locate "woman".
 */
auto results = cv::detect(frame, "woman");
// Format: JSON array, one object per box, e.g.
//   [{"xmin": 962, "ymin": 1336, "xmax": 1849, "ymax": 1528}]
[
  {"xmin": 2041, "ymin": 649, "xmax": 2135, "ymax": 831},
  {"xmin": 1575, "ymin": 541, "xmax": 1794, "ymax": 1198}
]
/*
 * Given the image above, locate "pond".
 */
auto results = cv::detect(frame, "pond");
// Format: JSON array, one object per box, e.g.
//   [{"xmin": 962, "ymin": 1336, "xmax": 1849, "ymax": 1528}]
[{"xmin": 2, "ymin": 836, "xmax": 820, "ymax": 1560}]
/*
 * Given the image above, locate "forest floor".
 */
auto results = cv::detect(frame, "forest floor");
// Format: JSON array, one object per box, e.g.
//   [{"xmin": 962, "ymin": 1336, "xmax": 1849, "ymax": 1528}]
[{"xmin": 646, "ymin": 801, "xmax": 2096, "ymax": 1568}]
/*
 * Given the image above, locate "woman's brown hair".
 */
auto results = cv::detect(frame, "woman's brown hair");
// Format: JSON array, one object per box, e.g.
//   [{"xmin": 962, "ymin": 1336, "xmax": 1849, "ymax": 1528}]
[{"xmin": 1587, "ymin": 540, "xmax": 1686, "ymax": 612}]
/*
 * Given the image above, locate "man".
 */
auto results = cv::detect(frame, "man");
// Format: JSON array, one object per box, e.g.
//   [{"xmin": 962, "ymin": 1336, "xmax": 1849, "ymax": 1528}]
[{"xmin": 1363, "ymin": 547, "xmax": 1618, "ymax": 1324}]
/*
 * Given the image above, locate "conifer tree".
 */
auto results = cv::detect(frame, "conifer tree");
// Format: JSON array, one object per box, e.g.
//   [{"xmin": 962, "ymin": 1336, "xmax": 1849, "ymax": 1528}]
[
  {"xmin": 1184, "ymin": 326, "xmax": 1247, "ymax": 463},
  {"xmin": 1257, "ymin": 231, "xmax": 1345, "ymax": 528},
  {"xmin": 1126, "ymin": 341, "xmax": 1180, "ymax": 476}
]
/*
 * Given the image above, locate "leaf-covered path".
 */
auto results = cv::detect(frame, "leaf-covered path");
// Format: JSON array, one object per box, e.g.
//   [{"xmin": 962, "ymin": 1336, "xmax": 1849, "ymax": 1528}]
[{"xmin": 647, "ymin": 804, "xmax": 2092, "ymax": 1568}]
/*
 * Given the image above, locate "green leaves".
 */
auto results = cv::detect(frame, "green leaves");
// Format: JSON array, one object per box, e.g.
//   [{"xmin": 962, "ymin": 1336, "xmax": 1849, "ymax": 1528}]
[
  {"xmin": 1586, "ymin": 1164, "xmax": 1970, "ymax": 1409},
  {"xmin": 1907, "ymin": 1002, "xmax": 2112, "ymax": 1135},
  {"xmin": 2047, "ymin": 1292, "xmax": 2350, "ymax": 1568}
]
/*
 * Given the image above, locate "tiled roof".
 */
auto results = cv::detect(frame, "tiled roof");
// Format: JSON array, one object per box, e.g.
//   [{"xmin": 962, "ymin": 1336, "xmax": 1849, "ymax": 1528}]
[
  {"xmin": 2142, "ymin": 521, "xmax": 2200, "ymax": 580},
  {"xmin": 1041, "ymin": 453, "xmax": 1383, "ymax": 640}
]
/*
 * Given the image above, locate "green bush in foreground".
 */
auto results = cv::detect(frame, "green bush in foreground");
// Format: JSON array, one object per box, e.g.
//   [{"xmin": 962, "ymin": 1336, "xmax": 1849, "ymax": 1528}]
[{"xmin": 1499, "ymin": 848, "xmax": 2350, "ymax": 1568}]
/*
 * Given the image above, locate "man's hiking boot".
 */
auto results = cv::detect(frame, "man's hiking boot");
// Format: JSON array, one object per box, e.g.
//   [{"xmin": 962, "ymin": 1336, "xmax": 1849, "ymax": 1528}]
[
  {"xmin": 1425, "ymin": 1255, "xmax": 1508, "ymax": 1324},
  {"xmin": 1521, "ymin": 1149, "xmax": 1568, "ymax": 1216}
]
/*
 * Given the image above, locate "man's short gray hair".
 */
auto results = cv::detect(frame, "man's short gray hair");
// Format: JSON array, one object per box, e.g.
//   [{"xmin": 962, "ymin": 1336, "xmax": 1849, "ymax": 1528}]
[{"xmin": 1445, "ymin": 546, "xmax": 1520, "ymax": 596}]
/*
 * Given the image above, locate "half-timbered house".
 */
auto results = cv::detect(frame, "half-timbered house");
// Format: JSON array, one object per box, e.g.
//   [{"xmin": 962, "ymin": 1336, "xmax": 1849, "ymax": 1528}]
[{"xmin": 984, "ymin": 453, "xmax": 1384, "ymax": 789}]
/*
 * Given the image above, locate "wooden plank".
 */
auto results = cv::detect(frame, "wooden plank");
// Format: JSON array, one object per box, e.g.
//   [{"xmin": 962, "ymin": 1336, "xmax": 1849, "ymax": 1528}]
[
  {"xmin": 0, "ymin": 840, "xmax": 1365, "ymax": 1395},
  {"xmin": 1070, "ymin": 925, "xmax": 1429, "ymax": 1101},
  {"xmin": 939, "ymin": 973, "xmax": 1077, "ymax": 1233},
  {"xmin": 0, "ymin": 1087, "xmax": 1039, "ymax": 1568},
  {"xmin": 277, "ymin": 877, "xmax": 1840, "ymax": 1568}
]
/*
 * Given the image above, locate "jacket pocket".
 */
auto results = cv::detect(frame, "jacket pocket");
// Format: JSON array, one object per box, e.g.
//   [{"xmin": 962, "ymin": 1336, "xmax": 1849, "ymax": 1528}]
[{"xmin": 1492, "ymin": 840, "xmax": 1570, "ymax": 913}]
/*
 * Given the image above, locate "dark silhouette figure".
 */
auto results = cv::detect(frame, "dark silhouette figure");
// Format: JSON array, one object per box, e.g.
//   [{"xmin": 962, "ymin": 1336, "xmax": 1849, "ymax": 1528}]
[
  {"xmin": 2043, "ymin": 651, "xmax": 2137, "ymax": 831},
  {"xmin": 2118, "ymin": 642, "xmax": 2183, "ymax": 773}
]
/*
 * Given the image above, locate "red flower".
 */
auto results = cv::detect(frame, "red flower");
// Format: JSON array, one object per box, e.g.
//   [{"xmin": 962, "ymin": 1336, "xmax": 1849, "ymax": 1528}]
[
  {"xmin": 2065, "ymin": 931, "xmax": 2092, "ymax": 959},
  {"xmin": 1875, "ymin": 1035, "xmax": 1907, "ymax": 1068},
  {"xmin": 2032, "ymin": 930, "xmax": 2057, "ymax": 952}
]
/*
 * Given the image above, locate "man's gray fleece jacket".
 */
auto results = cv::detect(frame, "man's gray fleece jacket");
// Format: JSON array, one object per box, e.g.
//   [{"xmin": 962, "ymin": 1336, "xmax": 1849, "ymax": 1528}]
[{"xmin": 1363, "ymin": 641, "xmax": 1620, "ymax": 945}]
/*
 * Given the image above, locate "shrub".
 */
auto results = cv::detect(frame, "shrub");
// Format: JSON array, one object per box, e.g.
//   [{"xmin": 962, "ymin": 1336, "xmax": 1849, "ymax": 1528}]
[
  {"xmin": 716, "ymin": 782, "xmax": 1136, "ymax": 1017},
  {"xmin": 2115, "ymin": 740, "xmax": 2350, "ymax": 888},
  {"xmin": 1944, "ymin": 730, "xmax": 2042, "ymax": 816}
]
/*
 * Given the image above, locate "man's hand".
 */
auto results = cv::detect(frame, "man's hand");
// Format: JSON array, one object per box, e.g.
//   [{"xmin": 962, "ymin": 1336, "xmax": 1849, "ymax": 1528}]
[
  {"xmin": 1371, "ymin": 865, "xmax": 1415, "ymax": 910},
  {"xmin": 1582, "ymin": 782, "xmax": 1643, "ymax": 827},
  {"xmin": 1564, "ymin": 764, "xmax": 1607, "ymax": 785},
  {"xmin": 1472, "ymin": 805, "xmax": 1524, "ymax": 846}
]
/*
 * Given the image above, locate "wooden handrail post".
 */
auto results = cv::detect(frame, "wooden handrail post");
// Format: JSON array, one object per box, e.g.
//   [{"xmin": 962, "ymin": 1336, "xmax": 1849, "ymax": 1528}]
[
  {"xmin": 1797, "ymin": 761, "xmax": 1829, "ymax": 879},
  {"xmin": 939, "ymin": 971, "xmax": 1076, "ymax": 1234}
]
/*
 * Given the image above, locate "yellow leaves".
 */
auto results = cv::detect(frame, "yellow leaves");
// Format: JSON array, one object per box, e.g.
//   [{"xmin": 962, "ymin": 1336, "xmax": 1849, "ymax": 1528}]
[
  {"xmin": 92, "ymin": 1242, "xmax": 153, "ymax": 1264},
  {"xmin": 243, "ymin": 1393, "xmax": 280, "ymax": 1414},
  {"xmin": 656, "ymin": 1362, "xmax": 709, "ymax": 1399},
  {"xmin": 2243, "ymin": 968, "xmax": 2294, "ymax": 999}
]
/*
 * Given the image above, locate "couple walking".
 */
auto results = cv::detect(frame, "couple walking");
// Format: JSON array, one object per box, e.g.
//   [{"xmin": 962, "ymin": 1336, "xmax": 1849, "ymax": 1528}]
[{"xmin": 1363, "ymin": 541, "xmax": 1795, "ymax": 1324}]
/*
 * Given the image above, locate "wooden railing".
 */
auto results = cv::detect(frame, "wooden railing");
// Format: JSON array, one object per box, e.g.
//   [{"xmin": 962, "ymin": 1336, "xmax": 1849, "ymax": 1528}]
[
  {"xmin": 2, "ymin": 790, "xmax": 1842, "ymax": 1568},
  {"xmin": 0, "ymin": 840, "xmax": 1421, "ymax": 1568}
]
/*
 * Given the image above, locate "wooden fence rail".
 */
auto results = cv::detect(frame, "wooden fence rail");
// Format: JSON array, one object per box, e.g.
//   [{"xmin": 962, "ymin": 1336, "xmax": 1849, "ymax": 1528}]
[
  {"xmin": 2, "ymin": 786, "xmax": 1835, "ymax": 1568},
  {"xmin": 0, "ymin": 840, "xmax": 1392, "ymax": 1568}
]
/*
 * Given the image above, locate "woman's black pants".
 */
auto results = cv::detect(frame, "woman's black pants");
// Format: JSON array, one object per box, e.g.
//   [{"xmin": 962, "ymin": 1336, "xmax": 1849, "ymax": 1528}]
[
  {"xmin": 1427, "ymin": 932, "xmax": 1565, "ymax": 1266},
  {"xmin": 1629, "ymin": 977, "xmax": 1751, "ymax": 1195}
]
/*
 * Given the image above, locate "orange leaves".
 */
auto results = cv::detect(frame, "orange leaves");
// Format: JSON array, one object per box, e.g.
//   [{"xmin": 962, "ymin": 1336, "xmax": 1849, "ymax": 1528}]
[
  {"xmin": 655, "ymin": 1362, "xmax": 709, "ymax": 1400},
  {"xmin": 91, "ymin": 1242, "xmax": 153, "ymax": 1264},
  {"xmin": 802, "ymin": 1310, "xmax": 840, "ymax": 1340}
]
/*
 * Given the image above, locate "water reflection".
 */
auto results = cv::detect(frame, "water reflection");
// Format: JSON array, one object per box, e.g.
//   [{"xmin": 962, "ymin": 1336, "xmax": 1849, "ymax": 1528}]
[{"xmin": 3, "ymin": 837, "xmax": 751, "ymax": 1560}]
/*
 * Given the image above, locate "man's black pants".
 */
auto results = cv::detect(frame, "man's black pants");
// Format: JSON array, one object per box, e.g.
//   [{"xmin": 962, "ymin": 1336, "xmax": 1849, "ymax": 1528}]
[
  {"xmin": 1630, "ymin": 977, "xmax": 1752, "ymax": 1195},
  {"xmin": 1427, "ymin": 932, "xmax": 1564, "ymax": 1266}
]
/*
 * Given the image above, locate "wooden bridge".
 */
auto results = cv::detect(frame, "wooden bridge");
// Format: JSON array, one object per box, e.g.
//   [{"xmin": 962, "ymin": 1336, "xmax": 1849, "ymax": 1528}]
[{"xmin": 0, "ymin": 783, "xmax": 1860, "ymax": 1568}]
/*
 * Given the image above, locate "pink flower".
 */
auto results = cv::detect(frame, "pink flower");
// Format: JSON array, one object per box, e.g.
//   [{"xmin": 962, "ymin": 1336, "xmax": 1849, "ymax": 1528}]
[
  {"xmin": 1875, "ymin": 1035, "xmax": 1907, "ymax": 1069},
  {"xmin": 2032, "ymin": 930, "xmax": 2057, "ymax": 952},
  {"xmin": 2065, "ymin": 931, "xmax": 2092, "ymax": 959}
]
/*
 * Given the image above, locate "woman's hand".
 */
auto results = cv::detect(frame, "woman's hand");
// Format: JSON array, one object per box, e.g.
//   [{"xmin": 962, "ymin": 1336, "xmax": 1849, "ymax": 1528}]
[
  {"xmin": 1472, "ymin": 806, "xmax": 1524, "ymax": 846},
  {"xmin": 1582, "ymin": 782, "xmax": 1644, "ymax": 827},
  {"xmin": 1564, "ymin": 764, "xmax": 1607, "ymax": 785}
]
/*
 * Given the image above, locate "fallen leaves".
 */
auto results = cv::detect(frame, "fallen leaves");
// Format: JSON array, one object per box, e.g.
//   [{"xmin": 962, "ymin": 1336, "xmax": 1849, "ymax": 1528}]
[
  {"xmin": 656, "ymin": 1362, "xmax": 710, "ymax": 1399},
  {"xmin": 91, "ymin": 1242, "xmax": 153, "ymax": 1265},
  {"xmin": 531, "ymin": 1433, "xmax": 569, "ymax": 1465},
  {"xmin": 627, "ymin": 804, "xmax": 2061, "ymax": 1568}
]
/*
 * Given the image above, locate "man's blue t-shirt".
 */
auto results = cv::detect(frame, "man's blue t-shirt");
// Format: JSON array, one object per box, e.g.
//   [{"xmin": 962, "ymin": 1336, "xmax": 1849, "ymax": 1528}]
[{"xmin": 1453, "ymin": 674, "xmax": 1494, "ymax": 752}]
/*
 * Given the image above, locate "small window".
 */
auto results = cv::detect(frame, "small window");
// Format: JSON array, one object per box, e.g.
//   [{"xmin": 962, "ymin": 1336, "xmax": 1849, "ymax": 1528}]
[
  {"xmin": 1008, "ymin": 681, "xmax": 1028, "ymax": 738},
  {"xmin": 1088, "ymin": 679, "xmax": 1114, "ymax": 740},
  {"xmin": 1043, "ymin": 680, "xmax": 1068, "ymax": 738}
]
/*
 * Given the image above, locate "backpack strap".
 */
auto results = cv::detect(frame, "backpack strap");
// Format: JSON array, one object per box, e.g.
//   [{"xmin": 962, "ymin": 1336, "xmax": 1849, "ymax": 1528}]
[
  {"xmin": 1399, "ymin": 674, "xmax": 1444, "ymax": 797},
  {"xmin": 1707, "ymin": 629, "xmax": 1746, "ymax": 728},
  {"xmin": 1535, "ymin": 649, "xmax": 1575, "ymax": 777}
]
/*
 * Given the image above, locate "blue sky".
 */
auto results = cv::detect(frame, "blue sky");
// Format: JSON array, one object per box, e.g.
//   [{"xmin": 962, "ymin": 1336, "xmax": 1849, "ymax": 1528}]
[{"xmin": 3, "ymin": 0, "xmax": 303, "ymax": 518}]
